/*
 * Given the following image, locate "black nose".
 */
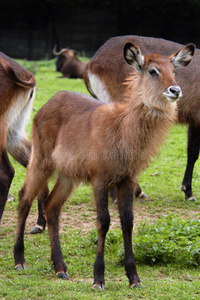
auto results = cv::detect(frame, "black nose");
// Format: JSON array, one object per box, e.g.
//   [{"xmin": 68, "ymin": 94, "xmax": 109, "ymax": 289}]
[{"xmin": 169, "ymin": 85, "xmax": 182, "ymax": 98}]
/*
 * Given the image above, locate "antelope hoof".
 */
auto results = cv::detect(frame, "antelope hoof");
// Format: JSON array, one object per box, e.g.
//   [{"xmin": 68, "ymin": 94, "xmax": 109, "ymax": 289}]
[
  {"xmin": 180, "ymin": 185, "xmax": 197, "ymax": 202},
  {"xmin": 130, "ymin": 282, "xmax": 142, "ymax": 289},
  {"xmin": 30, "ymin": 225, "xmax": 44, "ymax": 234},
  {"xmin": 139, "ymin": 191, "xmax": 148, "ymax": 199},
  {"xmin": 92, "ymin": 283, "xmax": 105, "ymax": 290},
  {"xmin": 7, "ymin": 194, "xmax": 15, "ymax": 202},
  {"xmin": 186, "ymin": 196, "xmax": 198, "ymax": 203},
  {"xmin": 15, "ymin": 264, "xmax": 26, "ymax": 271},
  {"xmin": 57, "ymin": 272, "xmax": 69, "ymax": 280}
]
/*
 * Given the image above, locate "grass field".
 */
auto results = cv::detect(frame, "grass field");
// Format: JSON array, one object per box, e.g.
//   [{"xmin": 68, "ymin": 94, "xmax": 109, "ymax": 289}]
[{"xmin": 0, "ymin": 58, "xmax": 200, "ymax": 299}]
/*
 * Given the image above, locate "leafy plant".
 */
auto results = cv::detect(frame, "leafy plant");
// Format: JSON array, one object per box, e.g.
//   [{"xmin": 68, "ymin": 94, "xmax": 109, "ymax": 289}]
[
  {"xmin": 88, "ymin": 214, "xmax": 200, "ymax": 267},
  {"xmin": 134, "ymin": 214, "xmax": 200, "ymax": 266}
]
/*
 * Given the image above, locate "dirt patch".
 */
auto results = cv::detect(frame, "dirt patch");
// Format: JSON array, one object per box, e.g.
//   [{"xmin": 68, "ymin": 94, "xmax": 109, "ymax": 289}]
[
  {"xmin": 2, "ymin": 199, "xmax": 199, "ymax": 236},
  {"xmin": 1, "ymin": 201, "xmax": 166, "ymax": 235}
]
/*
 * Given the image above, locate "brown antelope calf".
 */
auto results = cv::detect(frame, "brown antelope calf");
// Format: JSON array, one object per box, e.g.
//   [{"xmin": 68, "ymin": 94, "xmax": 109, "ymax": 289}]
[
  {"xmin": 14, "ymin": 43, "xmax": 194, "ymax": 288},
  {"xmin": 84, "ymin": 35, "xmax": 200, "ymax": 201},
  {"xmin": 0, "ymin": 53, "xmax": 47, "ymax": 232},
  {"xmin": 53, "ymin": 46, "xmax": 86, "ymax": 78}
]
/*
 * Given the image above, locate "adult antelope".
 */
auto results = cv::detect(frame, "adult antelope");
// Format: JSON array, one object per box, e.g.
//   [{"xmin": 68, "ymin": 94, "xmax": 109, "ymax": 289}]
[
  {"xmin": 0, "ymin": 52, "xmax": 47, "ymax": 232},
  {"xmin": 14, "ymin": 43, "xmax": 194, "ymax": 288},
  {"xmin": 52, "ymin": 46, "xmax": 86, "ymax": 78},
  {"xmin": 84, "ymin": 35, "xmax": 200, "ymax": 201}
]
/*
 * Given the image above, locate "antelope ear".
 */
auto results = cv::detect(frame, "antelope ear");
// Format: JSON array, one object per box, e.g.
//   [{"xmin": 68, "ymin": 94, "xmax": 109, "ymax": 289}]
[
  {"xmin": 170, "ymin": 44, "xmax": 195, "ymax": 68},
  {"xmin": 124, "ymin": 42, "xmax": 144, "ymax": 71}
]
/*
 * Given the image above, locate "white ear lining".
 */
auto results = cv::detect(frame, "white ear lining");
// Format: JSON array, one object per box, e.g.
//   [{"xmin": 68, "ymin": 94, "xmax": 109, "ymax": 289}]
[
  {"xmin": 128, "ymin": 47, "xmax": 144, "ymax": 70},
  {"xmin": 170, "ymin": 44, "xmax": 195, "ymax": 68}
]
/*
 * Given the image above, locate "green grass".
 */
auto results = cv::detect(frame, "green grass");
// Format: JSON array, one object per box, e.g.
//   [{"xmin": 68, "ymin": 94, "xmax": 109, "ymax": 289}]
[{"xmin": 0, "ymin": 58, "xmax": 200, "ymax": 299}]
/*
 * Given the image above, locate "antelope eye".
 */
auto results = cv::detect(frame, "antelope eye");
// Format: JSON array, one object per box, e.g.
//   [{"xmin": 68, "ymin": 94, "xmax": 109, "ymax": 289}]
[{"xmin": 148, "ymin": 68, "xmax": 159, "ymax": 77}]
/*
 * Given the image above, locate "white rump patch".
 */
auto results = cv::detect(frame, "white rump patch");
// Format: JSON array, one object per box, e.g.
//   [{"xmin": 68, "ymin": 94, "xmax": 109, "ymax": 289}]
[{"xmin": 6, "ymin": 87, "xmax": 35, "ymax": 150}]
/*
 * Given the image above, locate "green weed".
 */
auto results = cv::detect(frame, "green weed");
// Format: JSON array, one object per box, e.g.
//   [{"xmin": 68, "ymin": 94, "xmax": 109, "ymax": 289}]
[
  {"xmin": 88, "ymin": 214, "xmax": 200, "ymax": 267},
  {"xmin": 135, "ymin": 214, "xmax": 200, "ymax": 266}
]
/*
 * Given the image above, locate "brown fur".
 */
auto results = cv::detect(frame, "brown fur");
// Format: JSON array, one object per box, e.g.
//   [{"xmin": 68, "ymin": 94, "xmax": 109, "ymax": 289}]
[
  {"xmin": 0, "ymin": 53, "xmax": 36, "ymax": 222},
  {"xmin": 0, "ymin": 53, "xmax": 46, "ymax": 232},
  {"xmin": 84, "ymin": 35, "xmax": 197, "ymax": 108},
  {"xmin": 53, "ymin": 48, "xmax": 86, "ymax": 78},
  {"xmin": 14, "ymin": 44, "xmax": 192, "ymax": 288},
  {"xmin": 84, "ymin": 35, "xmax": 199, "ymax": 200}
]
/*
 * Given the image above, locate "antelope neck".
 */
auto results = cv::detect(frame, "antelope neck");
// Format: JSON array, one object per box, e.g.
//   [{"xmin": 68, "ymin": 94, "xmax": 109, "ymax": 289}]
[{"xmin": 142, "ymin": 98, "xmax": 167, "ymax": 114}]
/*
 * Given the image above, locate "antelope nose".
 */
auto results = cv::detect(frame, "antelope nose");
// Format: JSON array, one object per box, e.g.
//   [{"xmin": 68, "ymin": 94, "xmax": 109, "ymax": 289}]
[
  {"xmin": 163, "ymin": 85, "xmax": 182, "ymax": 101},
  {"xmin": 169, "ymin": 85, "xmax": 182, "ymax": 98}
]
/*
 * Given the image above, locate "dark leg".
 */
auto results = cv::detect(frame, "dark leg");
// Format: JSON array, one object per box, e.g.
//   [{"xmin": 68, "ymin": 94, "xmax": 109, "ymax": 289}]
[
  {"xmin": 29, "ymin": 187, "xmax": 49, "ymax": 234},
  {"xmin": 109, "ymin": 182, "xmax": 147, "ymax": 203},
  {"xmin": 134, "ymin": 183, "xmax": 147, "ymax": 198},
  {"xmin": 116, "ymin": 178, "xmax": 141, "ymax": 288},
  {"xmin": 14, "ymin": 186, "xmax": 33, "ymax": 270},
  {"xmin": 181, "ymin": 125, "xmax": 200, "ymax": 201},
  {"xmin": 14, "ymin": 185, "xmax": 46, "ymax": 269},
  {"xmin": 45, "ymin": 176, "xmax": 73, "ymax": 279},
  {"xmin": 14, "ymin": 185, "xmax": 50, "ymax": 269},
  {"xmin": 92, "ymin": 181, "xmax": 110, "ymax": 289},
  {"xmin": 14, "ymin": 154, "xmax": 52, "ymax": 270},
  {"xmin": 0, "ymin": 150, "xmax": 15, "ymax": 222},
  {"xmin": 7, "ymin": 135, "xmax": 47, "ymax": 232},
  {"xmin": 109, "ymin": 186, "xmax": 118, "ymax": 202}
]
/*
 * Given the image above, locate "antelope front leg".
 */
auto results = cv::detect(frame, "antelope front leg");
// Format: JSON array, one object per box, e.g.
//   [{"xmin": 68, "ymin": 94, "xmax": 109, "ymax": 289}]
[
  {"xmin": 117, "ymin": 179, "xmax": 141, "ymax": 288},
  {"xmin": 93, "ymin": 183, "xmax": 110, "ymax": 289}
]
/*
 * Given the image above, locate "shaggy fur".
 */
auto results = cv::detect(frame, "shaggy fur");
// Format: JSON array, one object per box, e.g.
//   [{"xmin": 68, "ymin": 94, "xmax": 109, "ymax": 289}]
[
  {"xmin": 0, "ymin": 55, "xmax": 37, "ymax": 223},
  {"xmin": 84, "ymin": 35, "xmax": 198, "ymax": 200},
  {"xmin": 14, "ymin": 43, "xmax": 193, "ymax": 288}
]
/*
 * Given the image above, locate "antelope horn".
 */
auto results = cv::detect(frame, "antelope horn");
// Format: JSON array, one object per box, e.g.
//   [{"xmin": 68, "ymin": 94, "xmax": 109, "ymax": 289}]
[{"xmin": 52, "ymin": 45, "xmax": 69, "ymax": 56}]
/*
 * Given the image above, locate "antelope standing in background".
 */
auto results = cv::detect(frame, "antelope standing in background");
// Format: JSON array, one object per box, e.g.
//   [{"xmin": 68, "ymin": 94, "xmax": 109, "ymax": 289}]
[
  {"xmin": 84, "ymin": 35, "xmax": 200, "ymax": 201},
  {"xmin": 0, "ymin": 53, "xmax": 47, "ymax": 232},
  {"xmin": 14, "ymin": 43, "xmax": 194, "ymax": 288}
]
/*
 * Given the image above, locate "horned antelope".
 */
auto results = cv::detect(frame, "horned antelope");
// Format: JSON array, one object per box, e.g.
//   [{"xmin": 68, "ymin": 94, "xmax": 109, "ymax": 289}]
[
  {"xmin": 84, "ymin": 35, "xmax": 200, "ymax": 202},
  {"xmin": 52, "ymin": 46, "xmax": 86, "ymax": 78},
  {"xmin": 0, "ymin": 52, "xmax": 48, "ymax": 233},
  {"xmin": 14, "ymin": 43, "xmax": 194, "ymax": 288}
]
